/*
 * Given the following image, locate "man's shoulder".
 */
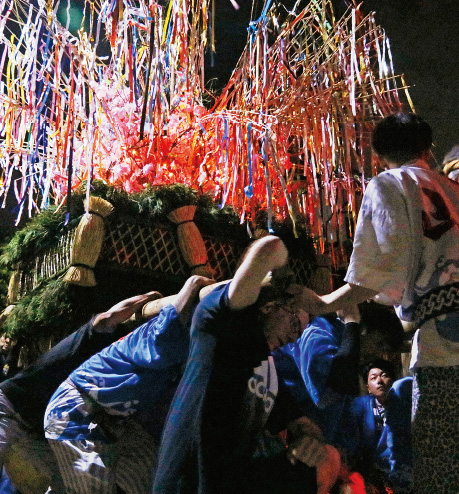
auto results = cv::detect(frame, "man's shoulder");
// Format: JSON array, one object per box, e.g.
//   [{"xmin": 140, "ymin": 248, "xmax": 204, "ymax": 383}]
[
  {"xmin": 378, "ymin": 162, "xmax": 446, "ymax": 189},
  {"xmin": 351, "ymin": 394, "xmax": 373, "ymax": 411},
  {"xmin": 367, "ymin": 169, "xmax": 407, "ymax": 194},
  {"xmin": 192, "ymin": 282, "xmax": 249, "ymax": 338},
  {"xmin": 195, "ymin": 281, "xmax": 257, "ymax": 322},
  {"xmin": 301, "ymin": 317, "xmax": 341, "ymax": 345},
  {"xmin": 197, "ymin": 282, "xmax": 231, "ymax": 310},
  {"xmin": 390, "ymin": 376, "xmax": 413, "ymax": 397}
]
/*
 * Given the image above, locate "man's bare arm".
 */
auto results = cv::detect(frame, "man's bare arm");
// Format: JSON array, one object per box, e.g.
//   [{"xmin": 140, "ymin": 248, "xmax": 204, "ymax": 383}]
[
  {"xmin": 290, "ymin": 283, "xmax": 377, "ymax": 316},
  {"xmin": 93, "ymin": 291, "xmax": 163, "ymax": 333},
  {"xmin": 228, "ymin": 235, "xmax": 289, "ymax": 310},
  {"xmin": 172, "ymin": 275, "xmax": 215, "ymax": 325}
]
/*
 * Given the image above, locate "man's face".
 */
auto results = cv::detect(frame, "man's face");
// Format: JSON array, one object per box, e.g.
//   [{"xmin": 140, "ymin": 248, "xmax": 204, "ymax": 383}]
[
  {"xmin": 367, "ymin": 367, "xmax": 393, "ymax": 401},
  {"xmin": 0, "ymin": 335, "xmax": 15, "ymax": 352},
  {"xmin": 262, "ymin": 303, "xmax": 309, "ymax": 351}
]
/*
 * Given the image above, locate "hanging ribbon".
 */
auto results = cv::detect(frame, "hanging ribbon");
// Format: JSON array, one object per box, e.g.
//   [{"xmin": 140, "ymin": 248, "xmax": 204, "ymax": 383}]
[
  {"xmin": 244, "ymin": 122, "xmax": 253, "ymax": 199},
  {"xmin": 220, "ymin": 116, "xmax": 230, "ymax": 208},
  {"xmin": 261, "ymin": 131, "xmax": 274, "ymax": 233}
]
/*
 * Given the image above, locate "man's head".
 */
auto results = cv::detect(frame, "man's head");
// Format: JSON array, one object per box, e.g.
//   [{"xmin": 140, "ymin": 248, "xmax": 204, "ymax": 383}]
[
  {"xmin": 256, "ymin": 283, "xmax": 309, "ymax": 351},
  {"xmin": 0, "ymin": 333, "xmax": 16, "ymax": 353},
  {"xmin": 362, "ymin": 358, "xmax": 395, "ymax": 404},
  {"xmin": 372, "ymin": 112, "xmax": 433, "ymax": 166}
]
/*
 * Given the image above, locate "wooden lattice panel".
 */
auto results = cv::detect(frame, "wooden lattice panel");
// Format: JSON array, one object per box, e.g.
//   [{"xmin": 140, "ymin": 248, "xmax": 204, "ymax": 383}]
[
  {"xmin": 102, "ymin": 222, "xmax": 187, "ymax": 276},
  {"xmin": 204, "ymin": 238, "xmax": 244, "ymax": 281},
  {"xmin": 289, "ymin": 257, "xmax": 313, "ymax": 286},
  {"xmin": 17, "ymin": 230, "xmax": 74, "ymax": 296},
  {"xmin": 14, "ymin": 220, "xmax": 314, "ymax": 300}
]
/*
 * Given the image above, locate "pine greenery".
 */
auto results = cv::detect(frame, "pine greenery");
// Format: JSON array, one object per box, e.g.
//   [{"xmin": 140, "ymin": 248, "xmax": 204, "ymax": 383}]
[{"xmin": 0, "ymin": 182, "xmax": 315, "ymax": 365}]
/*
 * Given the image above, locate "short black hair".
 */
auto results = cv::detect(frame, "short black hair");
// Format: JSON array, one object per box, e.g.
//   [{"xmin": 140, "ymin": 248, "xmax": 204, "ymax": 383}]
[
  {"xmin": 256, "ymin": 281, "xmax": 295, "ymax": 308},
  {"xmin": 361, "ymin": 358, "xmax": 396, "ymax": 382},
  {"xmin": 372, "ymin": 112, "xmax": 432, "ymax": 164}
]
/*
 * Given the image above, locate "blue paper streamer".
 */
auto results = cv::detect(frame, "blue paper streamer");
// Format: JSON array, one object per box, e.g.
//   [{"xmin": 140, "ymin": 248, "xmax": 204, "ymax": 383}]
[{"xmin": 244, "ymin": 122, "xmax": 253, "ymax": 199}]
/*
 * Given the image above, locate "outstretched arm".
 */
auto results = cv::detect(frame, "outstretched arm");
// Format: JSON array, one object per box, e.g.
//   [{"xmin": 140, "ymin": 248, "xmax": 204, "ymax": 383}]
[
  {"xmin": 228, "ymin": 235, "xmax": 289, "ymax": 310},
  {"xmin": 92, "ymin": 291, "xmax": 163, "ymax": 333},
  {"xmin": 172, "ymin": 275, "xmax": 215, "ymax": 325},
  {"xmin": 290, "ymin": 283, "xmax": 377, "ymax": 316}
]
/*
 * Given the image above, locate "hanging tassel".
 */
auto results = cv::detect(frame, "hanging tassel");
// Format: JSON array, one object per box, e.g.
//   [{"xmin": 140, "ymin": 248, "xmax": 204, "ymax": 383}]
[
  {"xmin": 168, "ymin": 205, "xmax": 214, "ymax": 278},
  {"xmin": 7, "ymin": 271, "xmax": 20, "ymax": 304},
  {"xmin": 63, "ymin": 196, "xmax": 114, "ymax": 286},
  {"xmin": 110, "ymin": 0, "xmax": 121, "ymax": 49}
]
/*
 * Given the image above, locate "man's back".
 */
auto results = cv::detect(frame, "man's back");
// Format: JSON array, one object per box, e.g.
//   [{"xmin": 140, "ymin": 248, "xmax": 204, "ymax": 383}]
[{"xmin": 347, "ymin": 160, "xmax": 459, "ymax": 368}]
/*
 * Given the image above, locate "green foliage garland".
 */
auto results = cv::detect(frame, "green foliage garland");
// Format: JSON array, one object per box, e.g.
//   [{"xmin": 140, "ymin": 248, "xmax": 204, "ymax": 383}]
[
  {"xmin": 1, "ymin": 182, "xmax": 250, "ymax": 268},
  {"xmin": 0, "ymin": 182, "xmax": 316, "ymax": 365}
]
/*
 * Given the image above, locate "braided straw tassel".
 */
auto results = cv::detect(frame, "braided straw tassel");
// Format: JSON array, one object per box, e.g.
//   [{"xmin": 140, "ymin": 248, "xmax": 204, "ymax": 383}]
[
  {"xmin": 7, "ymin": 271, "xmax": 20, "ymax": 304},
  {"xmin": 167, "ymin": 205, "xmax": 214, "ymax": 278},
  {"xmin": 64, "ymin": 196, "xmax": 114, "ymax": 286}
]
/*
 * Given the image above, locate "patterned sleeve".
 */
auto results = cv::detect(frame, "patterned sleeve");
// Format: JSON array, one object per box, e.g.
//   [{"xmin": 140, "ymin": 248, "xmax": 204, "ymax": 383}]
[
  {"xmin": 124, "ymin": 304, "xmax": 188, "ymax": 369},
  {"xmin": 345, "ymin": 173, "xmax": 414, "ymax": 305}
]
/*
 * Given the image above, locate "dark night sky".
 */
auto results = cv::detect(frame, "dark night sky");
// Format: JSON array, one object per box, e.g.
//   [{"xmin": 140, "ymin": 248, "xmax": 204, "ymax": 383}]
[
  {"xmin": 360, "ymin": 0, "xmax": 459, "ymax": 163},
  {"xmin": 208, "ymin": 0, "xmax": 459, "ymax": 163}
]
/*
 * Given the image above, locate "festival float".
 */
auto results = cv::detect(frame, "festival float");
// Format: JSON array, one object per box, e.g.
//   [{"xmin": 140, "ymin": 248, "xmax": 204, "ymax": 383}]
[{"xmin": 0, "ymin": 0, "xmax": 413, "ymax": 363}]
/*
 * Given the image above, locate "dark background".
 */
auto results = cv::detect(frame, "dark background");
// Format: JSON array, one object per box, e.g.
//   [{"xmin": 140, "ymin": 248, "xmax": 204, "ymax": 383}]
[
  {"xmin": 365, "ymin": 0, "xmax": 458, "ymax": 164},
  {"xmin": 207, "ymin": 0, "xmax": 459, "ymax": 164}
]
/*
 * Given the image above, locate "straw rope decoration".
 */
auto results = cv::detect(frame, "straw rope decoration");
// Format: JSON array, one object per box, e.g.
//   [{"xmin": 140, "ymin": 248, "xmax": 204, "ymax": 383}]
[
  {"xmin": 63, "ymin": 196, "xmax": 114, "ymax": 287},
  {"xmin": 443, "ymin": 159, "xmax": 459, "ymax": 176},
  {"xmin": 167, "ymin": 205, "xmax": 215, "ymax": 278},
  {"xmin": 0, "ymin": 0, "xmax": 414, "ymax": 266},
  {"xmin": 7, "ymin": 271, "xmax": 20, "ymax": 304}
]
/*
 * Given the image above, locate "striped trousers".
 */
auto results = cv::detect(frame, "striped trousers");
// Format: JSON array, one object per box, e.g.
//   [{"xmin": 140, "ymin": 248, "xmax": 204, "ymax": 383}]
[{"xmin": 48, "ymin": 419, "xmax": 157, "ymax": 494}]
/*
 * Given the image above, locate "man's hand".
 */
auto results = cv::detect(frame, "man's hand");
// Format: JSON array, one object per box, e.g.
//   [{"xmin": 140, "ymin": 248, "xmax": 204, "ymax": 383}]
[
  {"xmin": 173, "ymin": 275, "xmax": 215, "ymax": 325},
  {"xmin": 140, "ymin": 276, "xmax": 216, "ymax": 322},
  {"xmin": 93, "ymin": 291, "xmax": 163, "ymax": 333},
  {"xmin": 317, "ymin": 445, "xmax": 341, "ymax": 494},
  {"xmin": 288, "ymin": 434, "xmax": 326, "ymax": 467},
  {"xmin": 184, "ymin": 275, "xmax": 216, "ymax": 295},
  {"xmin": 287, "ymin": 285, "xmax": 327, "ymax": 315},
  {"xmin": 287, "ymin": 416, "xmax": 325, "ymax": 467},
  {"xmin": 337, "ymin": 303, "xmax": 361, "ymax": 324},
  {"xmin": 287, "ymin": 417, "xmax": 341, "ymax": 494}
]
